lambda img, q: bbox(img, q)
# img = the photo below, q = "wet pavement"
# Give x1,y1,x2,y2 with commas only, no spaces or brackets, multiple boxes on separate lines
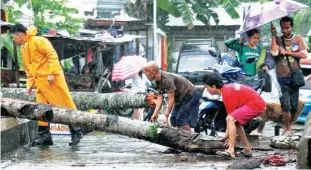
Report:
0,121,303,170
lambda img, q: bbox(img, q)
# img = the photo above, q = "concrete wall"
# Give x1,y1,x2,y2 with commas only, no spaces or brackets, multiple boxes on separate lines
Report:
1,117,38,155
297,112,311,169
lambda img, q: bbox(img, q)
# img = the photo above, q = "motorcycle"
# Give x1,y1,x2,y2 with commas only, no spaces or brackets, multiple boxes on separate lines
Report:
195,56,264,136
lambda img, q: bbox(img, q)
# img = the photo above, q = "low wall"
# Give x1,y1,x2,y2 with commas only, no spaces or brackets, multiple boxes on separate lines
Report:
1,116,38,155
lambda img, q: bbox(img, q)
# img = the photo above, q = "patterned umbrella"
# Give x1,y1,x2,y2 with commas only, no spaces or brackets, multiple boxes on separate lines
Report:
112,55,147,81
239,0,308,33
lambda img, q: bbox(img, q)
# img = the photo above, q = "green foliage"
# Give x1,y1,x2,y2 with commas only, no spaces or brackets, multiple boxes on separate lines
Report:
125,0,240,30
214,0,240,19
148,123,160,139
125,0,170,30
294,0,311,34
0,34,24,69
157,0,180,17
167,40,176,72
8,0,84,35
124,0,146,19
157,9,170,29
172,1,194,29
308,36,311,51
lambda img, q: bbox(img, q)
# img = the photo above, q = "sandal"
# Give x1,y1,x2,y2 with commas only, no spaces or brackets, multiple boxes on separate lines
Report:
239,150,253,158
216,150,236,160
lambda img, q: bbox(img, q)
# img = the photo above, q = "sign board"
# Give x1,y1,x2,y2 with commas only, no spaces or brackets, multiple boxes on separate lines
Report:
50,123,70,135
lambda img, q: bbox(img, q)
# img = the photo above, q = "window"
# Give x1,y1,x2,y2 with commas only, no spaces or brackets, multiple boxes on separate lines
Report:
84,11,94,16
97,11,111,18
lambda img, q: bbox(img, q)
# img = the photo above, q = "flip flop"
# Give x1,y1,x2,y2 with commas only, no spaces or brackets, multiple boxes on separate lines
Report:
239,150,253,158
216,151,236,160
161,148,182,154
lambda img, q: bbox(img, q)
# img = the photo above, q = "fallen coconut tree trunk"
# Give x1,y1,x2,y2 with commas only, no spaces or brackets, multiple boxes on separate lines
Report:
1,98,227,154
1,98,54,122
0,87,146,110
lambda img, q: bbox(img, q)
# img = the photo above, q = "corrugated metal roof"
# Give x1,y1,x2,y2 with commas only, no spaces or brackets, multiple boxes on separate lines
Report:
166,7,244,27
44,33,145,44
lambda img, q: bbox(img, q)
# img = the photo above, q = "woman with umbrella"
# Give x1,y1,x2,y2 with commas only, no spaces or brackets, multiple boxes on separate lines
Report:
225,29,270,75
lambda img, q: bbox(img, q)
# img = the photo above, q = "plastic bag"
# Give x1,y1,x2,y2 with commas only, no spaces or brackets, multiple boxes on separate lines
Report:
267,68,282,98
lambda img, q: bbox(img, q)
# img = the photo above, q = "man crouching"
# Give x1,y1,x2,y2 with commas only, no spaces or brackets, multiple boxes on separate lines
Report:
203,73,266,159
143,61,201,131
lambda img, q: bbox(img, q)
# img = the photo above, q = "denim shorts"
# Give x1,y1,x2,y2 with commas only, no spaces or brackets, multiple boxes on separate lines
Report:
170,89,201,128
279,84,299,114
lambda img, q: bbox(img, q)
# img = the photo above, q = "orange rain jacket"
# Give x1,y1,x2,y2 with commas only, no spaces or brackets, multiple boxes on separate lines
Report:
21,27,76,126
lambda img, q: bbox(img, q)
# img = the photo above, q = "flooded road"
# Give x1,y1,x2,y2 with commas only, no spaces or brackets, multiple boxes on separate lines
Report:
1,121,301,170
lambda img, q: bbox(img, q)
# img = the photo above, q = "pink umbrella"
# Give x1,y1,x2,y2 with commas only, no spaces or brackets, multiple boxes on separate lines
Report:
112,55,147,81
239,0,308,32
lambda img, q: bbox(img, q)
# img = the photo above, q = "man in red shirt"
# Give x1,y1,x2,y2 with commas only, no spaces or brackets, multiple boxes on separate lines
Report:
203,73,266,159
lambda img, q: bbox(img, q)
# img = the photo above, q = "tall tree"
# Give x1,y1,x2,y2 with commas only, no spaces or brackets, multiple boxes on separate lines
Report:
8,0,84,35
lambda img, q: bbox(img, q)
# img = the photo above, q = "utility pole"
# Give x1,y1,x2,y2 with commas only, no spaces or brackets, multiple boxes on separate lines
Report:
153,0,157,61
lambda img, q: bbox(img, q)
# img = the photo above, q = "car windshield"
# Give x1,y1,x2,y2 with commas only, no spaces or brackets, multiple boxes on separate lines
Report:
178,54,217,72
181,44,214,54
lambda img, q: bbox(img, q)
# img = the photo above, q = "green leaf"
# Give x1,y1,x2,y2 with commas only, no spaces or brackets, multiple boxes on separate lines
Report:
173,1,194,29
1,34,24,69
196,14,208,24
215,0,240,19
209,9,219,25
157,0,181,17
9,0,84,35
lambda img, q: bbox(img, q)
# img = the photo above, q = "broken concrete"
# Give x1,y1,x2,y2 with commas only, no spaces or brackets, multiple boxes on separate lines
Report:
297,111,311,169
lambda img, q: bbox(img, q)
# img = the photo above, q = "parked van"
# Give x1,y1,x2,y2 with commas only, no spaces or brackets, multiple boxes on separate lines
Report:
176,38,221,87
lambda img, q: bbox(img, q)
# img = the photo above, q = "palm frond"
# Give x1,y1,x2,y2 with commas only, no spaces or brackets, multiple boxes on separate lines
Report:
174,1,194,29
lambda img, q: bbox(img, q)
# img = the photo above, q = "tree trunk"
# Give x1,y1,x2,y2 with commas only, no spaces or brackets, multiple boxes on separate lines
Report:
1,88,147,110
1,98,53,122
1,98,225,154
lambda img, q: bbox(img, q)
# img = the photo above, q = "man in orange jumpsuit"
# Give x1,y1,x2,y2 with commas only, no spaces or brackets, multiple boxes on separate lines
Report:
10,24,83,146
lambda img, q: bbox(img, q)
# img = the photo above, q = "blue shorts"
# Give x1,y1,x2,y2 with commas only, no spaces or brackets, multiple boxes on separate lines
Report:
170,89,201,128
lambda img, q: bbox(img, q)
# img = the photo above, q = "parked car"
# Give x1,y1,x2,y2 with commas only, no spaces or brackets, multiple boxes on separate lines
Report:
176,38,221,87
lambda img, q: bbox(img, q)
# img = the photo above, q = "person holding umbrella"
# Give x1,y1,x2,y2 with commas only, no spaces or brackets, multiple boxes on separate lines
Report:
225,29,270,76
270,16,308,135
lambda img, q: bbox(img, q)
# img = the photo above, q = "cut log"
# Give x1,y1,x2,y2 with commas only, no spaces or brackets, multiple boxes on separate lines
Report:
0,87,147,110
1,98,226,154
1,98,53,122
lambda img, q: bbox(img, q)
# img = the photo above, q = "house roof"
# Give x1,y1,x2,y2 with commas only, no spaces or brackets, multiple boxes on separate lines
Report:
44,33,145,44
166,7,244,27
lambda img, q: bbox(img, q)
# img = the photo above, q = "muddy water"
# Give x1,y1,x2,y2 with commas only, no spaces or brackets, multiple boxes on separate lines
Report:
1,121,301,170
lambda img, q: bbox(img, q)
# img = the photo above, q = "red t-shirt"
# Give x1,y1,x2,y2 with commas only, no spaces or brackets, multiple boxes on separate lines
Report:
220,84,266,114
